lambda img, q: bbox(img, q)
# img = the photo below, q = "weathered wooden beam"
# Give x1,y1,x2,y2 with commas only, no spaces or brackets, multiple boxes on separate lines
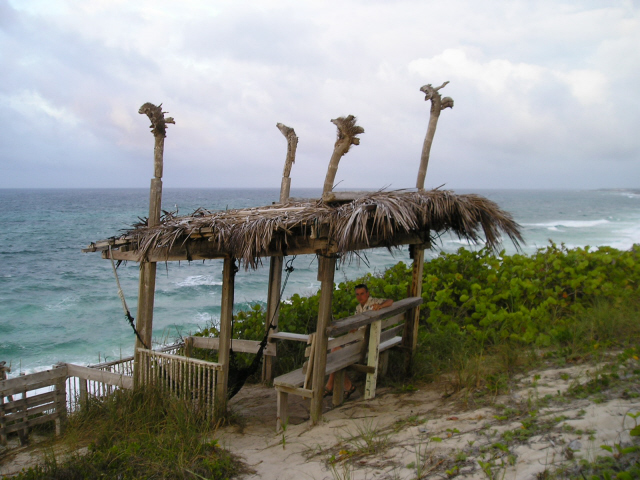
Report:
65,363,134,389
0,366,67,397
403,246,425,374
269,332,310,342
364,319,382,400
215,257,235,417
310,255,336,424
102,233,426,263
327,297,423,337
187,337,276,356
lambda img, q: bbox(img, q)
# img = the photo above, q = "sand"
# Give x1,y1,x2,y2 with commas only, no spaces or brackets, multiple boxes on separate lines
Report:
2,357,639,479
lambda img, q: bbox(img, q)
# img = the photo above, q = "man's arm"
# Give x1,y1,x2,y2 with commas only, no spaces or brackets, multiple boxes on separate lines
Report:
371,298,393,311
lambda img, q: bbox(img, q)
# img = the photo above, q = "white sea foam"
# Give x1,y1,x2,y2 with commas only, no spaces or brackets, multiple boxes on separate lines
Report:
523,219,610,229
176,275,222,287
45,295,79,311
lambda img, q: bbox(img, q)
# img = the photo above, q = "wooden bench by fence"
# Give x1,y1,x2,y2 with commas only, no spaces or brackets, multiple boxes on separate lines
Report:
273,297,422,430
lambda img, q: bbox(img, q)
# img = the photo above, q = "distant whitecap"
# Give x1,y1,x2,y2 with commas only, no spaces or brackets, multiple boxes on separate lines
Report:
176,275,222,287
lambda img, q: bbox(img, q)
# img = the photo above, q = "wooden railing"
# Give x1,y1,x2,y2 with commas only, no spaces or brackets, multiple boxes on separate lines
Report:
0,366,68,444
1,343,186,444
135,348,222,416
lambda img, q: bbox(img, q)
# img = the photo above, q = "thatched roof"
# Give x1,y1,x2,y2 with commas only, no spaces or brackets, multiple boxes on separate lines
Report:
86,189,523,268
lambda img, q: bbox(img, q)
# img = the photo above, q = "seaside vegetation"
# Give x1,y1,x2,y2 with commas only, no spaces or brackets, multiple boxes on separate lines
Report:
201,242,640,389
9,242,640,479
11,385,244,480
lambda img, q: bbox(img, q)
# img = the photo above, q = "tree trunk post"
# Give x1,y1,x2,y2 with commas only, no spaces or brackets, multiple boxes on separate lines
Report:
133,103,174,384
416,82,453,190
263,124,299,382
322,115,364,195
310,254,336,424
216,256,236,417
403,244,426,375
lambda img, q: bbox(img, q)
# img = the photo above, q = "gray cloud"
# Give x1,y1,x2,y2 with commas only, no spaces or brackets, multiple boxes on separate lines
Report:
0,0,638,190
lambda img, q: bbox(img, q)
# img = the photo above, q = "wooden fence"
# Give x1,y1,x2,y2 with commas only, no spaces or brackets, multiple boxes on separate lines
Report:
0,343,188,445
136,348,222,417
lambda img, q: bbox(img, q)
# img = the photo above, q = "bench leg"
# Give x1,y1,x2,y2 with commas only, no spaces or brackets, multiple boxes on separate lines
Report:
276,389,288,432
379,351,389,378
332,370,345,406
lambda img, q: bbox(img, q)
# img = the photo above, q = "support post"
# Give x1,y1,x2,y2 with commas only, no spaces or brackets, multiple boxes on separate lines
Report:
79,379,88,410
403,245,425,375
216,256,236,417
416,81,453,190
364,319,382,400
310,255,336,424
133,103,174,382
54,376,67,437
263,124,298,382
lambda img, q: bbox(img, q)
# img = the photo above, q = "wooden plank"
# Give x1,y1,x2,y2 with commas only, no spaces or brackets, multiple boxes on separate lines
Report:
102,232,426,263
4,411,59,434
325,330,365,352
1,391,56,414
381,313,405,330
379,336,403,352
347,364,376,375
188,337,276,356
135,349,222,369
274,385,314,399
273,369,306,389
269,332,310,342
3,400,56,422
364,320,382,400
327,297,423,337
0,367,67,397
303,334,315,389
65,364,134,389
380,325,404,344
324,351,362,376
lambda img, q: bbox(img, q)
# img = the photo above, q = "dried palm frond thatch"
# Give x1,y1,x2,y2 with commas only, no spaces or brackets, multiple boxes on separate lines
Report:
116,189,523,268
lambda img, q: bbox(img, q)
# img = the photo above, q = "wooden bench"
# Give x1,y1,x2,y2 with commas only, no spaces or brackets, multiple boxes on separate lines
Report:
274,297,422,430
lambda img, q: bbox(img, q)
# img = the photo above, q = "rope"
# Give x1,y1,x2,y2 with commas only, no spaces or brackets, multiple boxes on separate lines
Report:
227,255,297,398
109,246,149,350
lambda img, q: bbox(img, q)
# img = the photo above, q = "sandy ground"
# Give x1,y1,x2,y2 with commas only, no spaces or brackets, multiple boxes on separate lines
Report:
2,358,639,479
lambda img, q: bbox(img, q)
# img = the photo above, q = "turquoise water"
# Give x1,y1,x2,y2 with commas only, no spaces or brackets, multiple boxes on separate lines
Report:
1,188,638,375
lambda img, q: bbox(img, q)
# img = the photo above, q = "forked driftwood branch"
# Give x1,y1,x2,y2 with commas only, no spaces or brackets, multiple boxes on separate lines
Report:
276,123,298,203
416,82,453,190
323,115,364,195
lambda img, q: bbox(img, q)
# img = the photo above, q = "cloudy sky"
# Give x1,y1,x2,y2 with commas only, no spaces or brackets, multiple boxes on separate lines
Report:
1,0,638,190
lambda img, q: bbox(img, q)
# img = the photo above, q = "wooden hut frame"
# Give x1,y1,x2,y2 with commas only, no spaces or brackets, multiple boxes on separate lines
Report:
85,90,523,423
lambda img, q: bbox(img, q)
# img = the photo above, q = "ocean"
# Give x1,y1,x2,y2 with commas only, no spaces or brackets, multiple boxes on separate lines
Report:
1,188,639,376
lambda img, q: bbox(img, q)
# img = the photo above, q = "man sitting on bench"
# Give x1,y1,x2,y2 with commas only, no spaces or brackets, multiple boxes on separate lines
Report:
324,284,393,398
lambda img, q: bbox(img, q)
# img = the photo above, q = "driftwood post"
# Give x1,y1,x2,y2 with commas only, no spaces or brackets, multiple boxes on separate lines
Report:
263,124,299,382
310,254,336,424
322,115,364,195
404,83,452,374
134,103,175,381
416,82,454,190
216,256,236,416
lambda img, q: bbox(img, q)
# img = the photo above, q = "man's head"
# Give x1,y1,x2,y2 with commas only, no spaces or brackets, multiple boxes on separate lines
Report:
354,284,370,307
